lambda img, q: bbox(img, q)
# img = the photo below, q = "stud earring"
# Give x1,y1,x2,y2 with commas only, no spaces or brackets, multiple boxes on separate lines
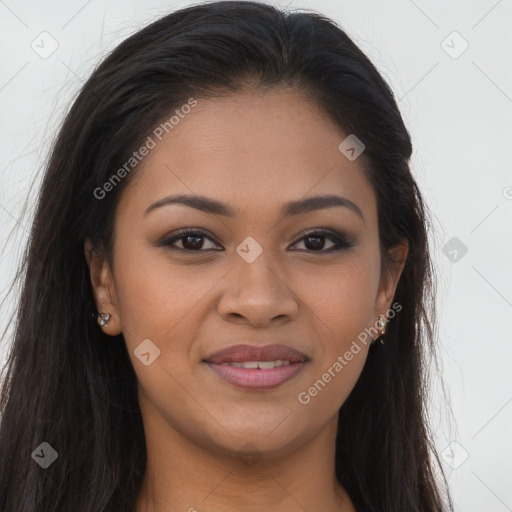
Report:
97,312,111,327
377,314,387,337
371,314,387,345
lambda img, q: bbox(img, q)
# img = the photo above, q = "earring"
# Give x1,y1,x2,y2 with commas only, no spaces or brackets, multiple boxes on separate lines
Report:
371,314,387,345
97,312,111,327
377,314,387,337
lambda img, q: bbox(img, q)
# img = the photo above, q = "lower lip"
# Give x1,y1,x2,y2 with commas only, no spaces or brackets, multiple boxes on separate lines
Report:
205,362,306,390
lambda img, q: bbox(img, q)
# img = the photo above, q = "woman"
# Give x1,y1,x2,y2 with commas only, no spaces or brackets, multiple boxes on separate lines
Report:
0,1,453,510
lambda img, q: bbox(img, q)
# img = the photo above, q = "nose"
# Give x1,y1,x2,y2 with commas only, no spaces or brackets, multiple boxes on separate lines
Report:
217,248,299,328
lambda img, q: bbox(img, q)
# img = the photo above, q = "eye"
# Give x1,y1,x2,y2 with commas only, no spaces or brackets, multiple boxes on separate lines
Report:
157,229,222,252
158,228,354,253
290,229,354,253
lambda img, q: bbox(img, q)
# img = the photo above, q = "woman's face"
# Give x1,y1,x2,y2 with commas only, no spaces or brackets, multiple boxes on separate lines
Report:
88,88,406,459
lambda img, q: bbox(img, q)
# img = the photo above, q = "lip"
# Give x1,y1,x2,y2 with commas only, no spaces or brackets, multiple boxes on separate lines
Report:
204,344,309,364
203,344,309,390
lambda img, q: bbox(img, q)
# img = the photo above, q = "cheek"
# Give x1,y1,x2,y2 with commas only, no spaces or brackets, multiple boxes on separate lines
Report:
296,267,376,415
308,251,380,343
112,241,209,345
296,349,366,425
111,243,203,411
299,251,379,407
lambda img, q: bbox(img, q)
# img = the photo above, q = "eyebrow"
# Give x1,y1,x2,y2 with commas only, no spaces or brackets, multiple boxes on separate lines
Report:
143,193,364,221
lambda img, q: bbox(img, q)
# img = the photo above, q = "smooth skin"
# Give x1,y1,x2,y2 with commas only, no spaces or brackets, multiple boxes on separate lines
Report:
85,87,408,512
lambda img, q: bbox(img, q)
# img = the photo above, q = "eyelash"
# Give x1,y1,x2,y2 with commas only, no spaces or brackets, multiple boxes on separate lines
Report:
158,228,354,254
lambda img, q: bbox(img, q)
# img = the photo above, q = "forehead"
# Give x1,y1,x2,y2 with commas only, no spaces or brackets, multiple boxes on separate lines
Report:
117,89,377,224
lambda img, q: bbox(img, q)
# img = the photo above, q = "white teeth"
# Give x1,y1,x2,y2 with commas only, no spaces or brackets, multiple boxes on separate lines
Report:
218,360,292,368
258,361,276,369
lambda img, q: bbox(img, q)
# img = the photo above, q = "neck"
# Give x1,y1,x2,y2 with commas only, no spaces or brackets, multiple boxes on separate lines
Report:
135,411,355,512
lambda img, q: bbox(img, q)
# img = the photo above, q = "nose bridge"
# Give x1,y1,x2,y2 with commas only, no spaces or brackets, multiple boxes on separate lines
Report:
234,236,283,299
217,236,298,325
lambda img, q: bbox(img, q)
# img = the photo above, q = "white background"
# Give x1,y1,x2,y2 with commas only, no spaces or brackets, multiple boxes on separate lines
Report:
1,1,511,510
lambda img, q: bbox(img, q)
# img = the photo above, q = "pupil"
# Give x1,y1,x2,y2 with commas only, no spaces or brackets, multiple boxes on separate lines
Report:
184,236,203,250
305,236,324,250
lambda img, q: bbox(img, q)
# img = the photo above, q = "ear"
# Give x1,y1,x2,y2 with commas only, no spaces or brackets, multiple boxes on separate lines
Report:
84,237,122,336
374,238,409,323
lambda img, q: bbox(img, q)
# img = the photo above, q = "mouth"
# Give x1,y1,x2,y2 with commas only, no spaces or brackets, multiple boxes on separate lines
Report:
203,344,309,390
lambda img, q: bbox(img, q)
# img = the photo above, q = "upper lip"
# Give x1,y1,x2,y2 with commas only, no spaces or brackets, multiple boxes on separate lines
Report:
204,344,309,364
